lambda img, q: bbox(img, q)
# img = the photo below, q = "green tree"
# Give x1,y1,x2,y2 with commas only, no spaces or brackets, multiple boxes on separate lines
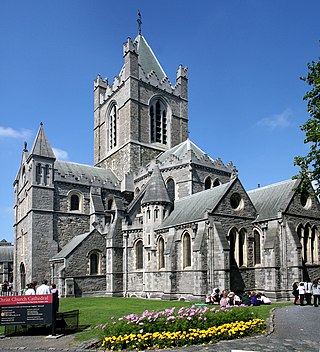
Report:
294,57,320,192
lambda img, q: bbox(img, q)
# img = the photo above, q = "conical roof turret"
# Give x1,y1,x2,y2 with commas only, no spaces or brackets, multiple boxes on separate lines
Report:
29,123,56,159
141,164,171,205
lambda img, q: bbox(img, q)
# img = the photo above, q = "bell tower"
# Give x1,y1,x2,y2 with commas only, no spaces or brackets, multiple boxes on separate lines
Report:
93,15,188,180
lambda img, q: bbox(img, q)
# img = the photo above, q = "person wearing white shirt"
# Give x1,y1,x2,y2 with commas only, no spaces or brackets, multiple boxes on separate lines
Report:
304,279,312,305
36,280,51,294
312,279,320,307
298,282,305,306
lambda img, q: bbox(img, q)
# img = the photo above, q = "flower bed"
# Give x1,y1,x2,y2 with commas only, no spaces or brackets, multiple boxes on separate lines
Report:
98,305,266,350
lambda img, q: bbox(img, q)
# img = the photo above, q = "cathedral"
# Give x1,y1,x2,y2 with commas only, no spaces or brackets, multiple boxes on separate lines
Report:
13,23,320,301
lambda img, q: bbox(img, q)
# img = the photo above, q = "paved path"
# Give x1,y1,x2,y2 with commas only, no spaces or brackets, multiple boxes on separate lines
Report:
0,305,319,351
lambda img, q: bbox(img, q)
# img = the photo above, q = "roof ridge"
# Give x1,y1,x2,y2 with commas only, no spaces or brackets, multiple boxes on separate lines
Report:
248,179,296,193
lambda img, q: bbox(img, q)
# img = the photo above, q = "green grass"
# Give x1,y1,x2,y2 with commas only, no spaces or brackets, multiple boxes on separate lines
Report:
59,297,291,343
0,298,291,344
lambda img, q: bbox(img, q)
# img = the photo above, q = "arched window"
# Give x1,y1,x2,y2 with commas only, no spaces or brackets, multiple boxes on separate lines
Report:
20,263,26,292
43,165,49,185
70,194,80,211
154,207,159,219
89,251,101,275
150,98,167,144
158,236,165,269
253,230,261,265
36,163,41,184
182,232,191,268
311,227,319,264
204,177,212,190
228,228,247,267
238,229,247,267
136,240,143,269
68,191,83,212
109,104,117,149
229,228,237,266
213,179,221,187
166,178,175,202
107,199,113,210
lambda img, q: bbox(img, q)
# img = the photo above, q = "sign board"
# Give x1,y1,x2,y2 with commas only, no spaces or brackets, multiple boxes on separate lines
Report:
0,294,53,326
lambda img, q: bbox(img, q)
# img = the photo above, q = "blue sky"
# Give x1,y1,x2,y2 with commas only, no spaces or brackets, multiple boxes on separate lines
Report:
1,1,319,242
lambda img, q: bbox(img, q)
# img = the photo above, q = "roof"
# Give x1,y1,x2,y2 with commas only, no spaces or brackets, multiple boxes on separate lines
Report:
0,241,14,262
156,139,233,173
161,182,230,227
54,160,119,186
248,179,299,221
134,34,168,82
141,164,171,205
29,123,55,159
51,232,91,260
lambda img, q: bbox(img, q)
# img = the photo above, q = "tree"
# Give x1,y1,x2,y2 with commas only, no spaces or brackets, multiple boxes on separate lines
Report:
294,57,320,193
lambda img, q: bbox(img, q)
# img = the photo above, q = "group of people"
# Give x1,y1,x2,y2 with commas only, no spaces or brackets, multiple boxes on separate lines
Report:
23,279,59,311
292,278,320,307
205,288,271,307
1,281,13,294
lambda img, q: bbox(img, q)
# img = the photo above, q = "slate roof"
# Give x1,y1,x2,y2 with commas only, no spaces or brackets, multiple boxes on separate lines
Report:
141,164,171,205
29,123,56,159
248,179,299,222
134,35,168,82
161,182,231,228
156,139,233,173
51,232,91,260
0,240,13,262
54,160,119,186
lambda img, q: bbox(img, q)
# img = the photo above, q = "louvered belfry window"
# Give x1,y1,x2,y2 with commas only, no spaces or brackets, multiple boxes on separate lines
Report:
150,99,167,144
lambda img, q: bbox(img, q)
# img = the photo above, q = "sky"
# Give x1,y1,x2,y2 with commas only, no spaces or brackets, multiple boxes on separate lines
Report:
0,0,319,242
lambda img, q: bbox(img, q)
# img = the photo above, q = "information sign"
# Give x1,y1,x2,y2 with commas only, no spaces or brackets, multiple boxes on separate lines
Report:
0,294,53,326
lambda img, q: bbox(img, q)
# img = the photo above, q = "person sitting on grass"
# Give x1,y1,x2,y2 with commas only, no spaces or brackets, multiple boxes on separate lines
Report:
250,292,260,306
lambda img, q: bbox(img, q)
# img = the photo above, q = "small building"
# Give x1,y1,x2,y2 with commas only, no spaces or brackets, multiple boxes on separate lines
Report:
0,239,14,284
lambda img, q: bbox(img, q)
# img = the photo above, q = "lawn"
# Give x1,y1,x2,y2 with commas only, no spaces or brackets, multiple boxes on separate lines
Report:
0,297,291,346
58,297,290,343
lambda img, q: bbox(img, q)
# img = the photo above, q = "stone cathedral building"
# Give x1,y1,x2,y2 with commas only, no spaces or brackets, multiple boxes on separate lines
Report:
14,26,320,301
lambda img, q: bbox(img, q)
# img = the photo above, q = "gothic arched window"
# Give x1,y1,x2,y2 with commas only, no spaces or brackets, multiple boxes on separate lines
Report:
150,98,167,144
182,232,191,268
158,236,165,269
204,177,212,190
68,191,83,212
213,179,221,187
228,227,247,267
89,251,101,275
109,104,118,150
70,194,80,211
253,230,261,265
136,240,143,269
20,263,26,292
36,163,41,184
166,178,175,202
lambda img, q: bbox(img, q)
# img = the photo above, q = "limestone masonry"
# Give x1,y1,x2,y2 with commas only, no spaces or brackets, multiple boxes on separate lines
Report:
13,28,320,300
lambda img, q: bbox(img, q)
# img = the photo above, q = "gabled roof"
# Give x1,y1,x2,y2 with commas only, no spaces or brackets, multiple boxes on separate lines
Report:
54,160,119,187
161,181,231,228
51,232,91,260
29,123,55,159
134,34,168,82
248,179,300,222
156,139,234,173
141,164,171,205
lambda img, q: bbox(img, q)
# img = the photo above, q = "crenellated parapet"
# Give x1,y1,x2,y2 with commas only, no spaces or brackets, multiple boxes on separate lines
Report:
123,37,138,56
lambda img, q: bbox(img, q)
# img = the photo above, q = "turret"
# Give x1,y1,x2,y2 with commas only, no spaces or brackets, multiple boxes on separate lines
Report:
123,37,139,80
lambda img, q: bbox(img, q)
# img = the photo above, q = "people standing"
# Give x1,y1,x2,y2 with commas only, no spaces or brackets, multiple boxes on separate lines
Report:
298,282,306,306
25,283,36,295
36,280,51,294
312,278,320,307
304,279,312,305
292,281,299,305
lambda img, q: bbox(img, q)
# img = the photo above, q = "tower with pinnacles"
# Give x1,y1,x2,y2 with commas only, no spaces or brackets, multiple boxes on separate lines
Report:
14,14,320,300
